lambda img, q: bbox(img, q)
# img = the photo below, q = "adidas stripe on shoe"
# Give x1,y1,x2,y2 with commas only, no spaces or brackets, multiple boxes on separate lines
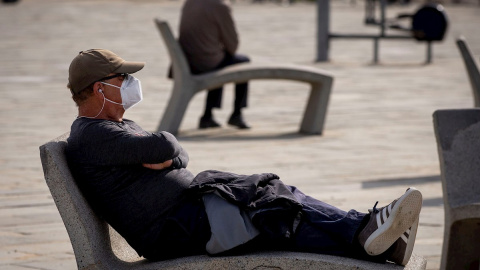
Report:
357,187,422,257
387,217,419,266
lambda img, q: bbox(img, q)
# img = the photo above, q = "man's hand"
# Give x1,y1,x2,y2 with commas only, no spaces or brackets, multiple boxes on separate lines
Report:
142,159,173,170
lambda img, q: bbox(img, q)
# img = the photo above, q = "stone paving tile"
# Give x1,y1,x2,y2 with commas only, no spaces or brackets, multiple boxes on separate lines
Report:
1,0,479,269
0,264,44,270
7,252,76,270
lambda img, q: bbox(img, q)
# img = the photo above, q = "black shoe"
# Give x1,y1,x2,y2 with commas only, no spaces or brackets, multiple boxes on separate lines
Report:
228,115,251,129
199,117,221,129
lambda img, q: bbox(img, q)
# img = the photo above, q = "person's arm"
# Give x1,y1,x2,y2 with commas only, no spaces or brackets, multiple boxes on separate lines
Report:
143,159,173,170
215,0,239,55
171,143,189,168
81,121,184,166
143,142,189,170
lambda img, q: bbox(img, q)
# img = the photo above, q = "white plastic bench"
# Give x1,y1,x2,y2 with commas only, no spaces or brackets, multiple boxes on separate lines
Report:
154,18,334,135
39,133,427,270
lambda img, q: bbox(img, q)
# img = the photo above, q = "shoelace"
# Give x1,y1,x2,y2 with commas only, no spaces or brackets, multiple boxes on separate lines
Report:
372,201,379,213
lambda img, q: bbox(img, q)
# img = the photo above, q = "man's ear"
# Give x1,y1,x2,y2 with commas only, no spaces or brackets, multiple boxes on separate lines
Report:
93,82,103,98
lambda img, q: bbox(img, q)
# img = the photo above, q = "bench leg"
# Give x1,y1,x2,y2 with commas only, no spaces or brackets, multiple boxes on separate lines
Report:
441,218,480,270
157,84,195,135
300,80,332,135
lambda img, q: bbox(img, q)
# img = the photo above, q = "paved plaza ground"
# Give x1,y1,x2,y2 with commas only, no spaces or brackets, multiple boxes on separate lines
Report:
0,0,479,269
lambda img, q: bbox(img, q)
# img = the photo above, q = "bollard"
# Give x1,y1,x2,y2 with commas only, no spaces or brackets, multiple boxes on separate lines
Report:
316,0,330,62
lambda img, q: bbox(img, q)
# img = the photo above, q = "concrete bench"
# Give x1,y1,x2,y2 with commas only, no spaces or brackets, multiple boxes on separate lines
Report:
39,133,427,270
456,36,480,107
154,18,334,135
433,109,480,270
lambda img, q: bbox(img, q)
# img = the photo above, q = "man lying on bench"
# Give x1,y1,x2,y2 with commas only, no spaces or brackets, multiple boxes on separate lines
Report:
64,49,422,266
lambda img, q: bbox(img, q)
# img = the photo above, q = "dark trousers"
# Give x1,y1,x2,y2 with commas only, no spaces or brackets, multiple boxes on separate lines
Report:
145,186,387,262
288,186,385,262
143,198,211,261
193,53,250,111
289,186,365,254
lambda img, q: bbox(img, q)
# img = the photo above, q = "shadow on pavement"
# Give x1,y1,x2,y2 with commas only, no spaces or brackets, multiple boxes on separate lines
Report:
362,175,443,207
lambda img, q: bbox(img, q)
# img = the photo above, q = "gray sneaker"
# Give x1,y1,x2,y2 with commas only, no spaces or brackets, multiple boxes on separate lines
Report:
358,187,422,256
387,217,419,266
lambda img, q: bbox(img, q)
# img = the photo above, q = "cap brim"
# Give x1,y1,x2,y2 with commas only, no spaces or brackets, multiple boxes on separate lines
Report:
114,61,145,74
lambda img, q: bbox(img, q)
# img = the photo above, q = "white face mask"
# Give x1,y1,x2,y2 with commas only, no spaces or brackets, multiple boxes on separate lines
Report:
100,75,143,110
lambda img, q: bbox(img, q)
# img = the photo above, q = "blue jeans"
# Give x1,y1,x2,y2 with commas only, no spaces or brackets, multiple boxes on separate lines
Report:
146,186,385,262
289,186,375,259
249,186,385,262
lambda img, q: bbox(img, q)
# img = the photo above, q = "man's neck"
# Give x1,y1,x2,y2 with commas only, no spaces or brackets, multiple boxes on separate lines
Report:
78,106,100,119
78,106,123,122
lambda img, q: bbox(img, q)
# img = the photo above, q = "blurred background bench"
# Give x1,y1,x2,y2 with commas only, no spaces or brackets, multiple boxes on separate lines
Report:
155,19,334,135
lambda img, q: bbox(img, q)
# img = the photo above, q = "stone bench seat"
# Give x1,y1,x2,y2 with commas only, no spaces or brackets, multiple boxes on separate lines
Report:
194,63,334,90
39,133,427,270
154,18,334,135
456,36,480,107
433,109,480,270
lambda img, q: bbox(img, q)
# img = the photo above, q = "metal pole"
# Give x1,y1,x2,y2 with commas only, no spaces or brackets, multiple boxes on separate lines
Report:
374,38,379,63
380,0,386,36
426,42,432,64
365,0,376,24
316,0,330,62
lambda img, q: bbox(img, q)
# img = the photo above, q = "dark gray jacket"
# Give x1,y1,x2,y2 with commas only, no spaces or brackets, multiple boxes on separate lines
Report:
65,118,192,256
189,170,303,239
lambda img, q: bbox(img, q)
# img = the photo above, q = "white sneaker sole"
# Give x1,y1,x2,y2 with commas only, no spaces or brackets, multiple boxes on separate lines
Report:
398,217,419,265
364,188,422,256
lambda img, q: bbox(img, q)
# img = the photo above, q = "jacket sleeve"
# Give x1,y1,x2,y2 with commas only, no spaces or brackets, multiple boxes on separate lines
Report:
171,143,189,169
79,121,184,166
214,0,239,55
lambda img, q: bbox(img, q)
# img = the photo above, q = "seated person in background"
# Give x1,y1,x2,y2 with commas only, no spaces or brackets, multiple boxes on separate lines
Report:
65,49,423,266
178,0,250,129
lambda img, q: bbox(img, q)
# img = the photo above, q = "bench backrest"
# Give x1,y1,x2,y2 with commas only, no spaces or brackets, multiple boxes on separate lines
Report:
456,36,480,107
39,133,138,269
154,18,191,80
433,109,480,209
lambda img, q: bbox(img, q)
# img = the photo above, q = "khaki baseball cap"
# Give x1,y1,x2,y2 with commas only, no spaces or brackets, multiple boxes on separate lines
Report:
68,49,145,94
